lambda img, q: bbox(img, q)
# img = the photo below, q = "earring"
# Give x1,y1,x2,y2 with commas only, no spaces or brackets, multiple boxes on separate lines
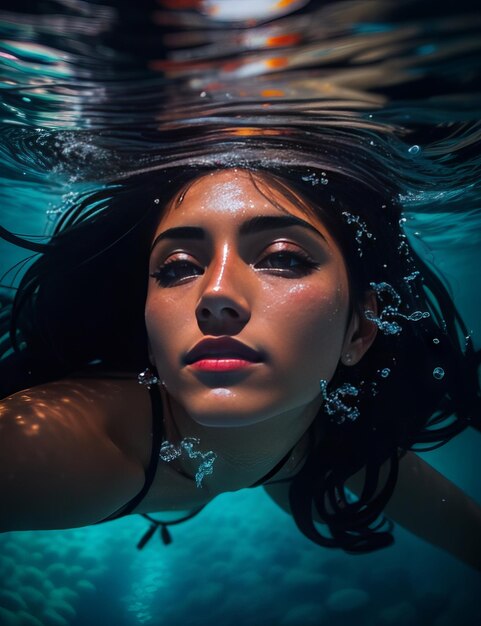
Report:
138,367,160,388
343,352,353,365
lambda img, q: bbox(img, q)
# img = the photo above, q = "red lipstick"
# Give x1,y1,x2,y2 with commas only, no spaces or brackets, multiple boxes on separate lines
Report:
184,338,263,372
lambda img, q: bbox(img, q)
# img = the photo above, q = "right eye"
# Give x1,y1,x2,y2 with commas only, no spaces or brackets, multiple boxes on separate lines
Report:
150,258,203,287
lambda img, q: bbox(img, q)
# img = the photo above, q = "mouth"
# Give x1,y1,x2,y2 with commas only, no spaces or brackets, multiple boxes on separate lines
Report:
184,337,263,371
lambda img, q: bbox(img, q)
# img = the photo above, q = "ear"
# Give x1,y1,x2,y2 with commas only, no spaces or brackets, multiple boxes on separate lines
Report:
340,291,378,366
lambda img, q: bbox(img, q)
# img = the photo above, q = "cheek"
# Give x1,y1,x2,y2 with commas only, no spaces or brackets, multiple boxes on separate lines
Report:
145,291,189,364
262,281,348,372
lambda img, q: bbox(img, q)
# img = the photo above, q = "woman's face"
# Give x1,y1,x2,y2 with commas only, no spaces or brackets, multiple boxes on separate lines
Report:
146,169,353,427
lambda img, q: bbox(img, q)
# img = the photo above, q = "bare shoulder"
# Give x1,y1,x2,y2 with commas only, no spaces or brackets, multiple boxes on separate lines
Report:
58,371,154,465
0,373,152,530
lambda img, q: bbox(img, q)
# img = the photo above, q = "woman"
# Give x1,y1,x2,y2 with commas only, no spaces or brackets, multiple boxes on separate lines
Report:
1,129,480,570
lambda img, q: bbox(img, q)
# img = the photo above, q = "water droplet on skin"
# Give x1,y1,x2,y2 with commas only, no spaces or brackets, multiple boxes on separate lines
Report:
408,144,421,155
433,367,445,380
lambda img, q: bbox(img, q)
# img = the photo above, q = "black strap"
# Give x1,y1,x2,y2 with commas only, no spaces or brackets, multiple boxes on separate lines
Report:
249,421,318,488
96,383,164,523
249,447,296,488
136,507,207,549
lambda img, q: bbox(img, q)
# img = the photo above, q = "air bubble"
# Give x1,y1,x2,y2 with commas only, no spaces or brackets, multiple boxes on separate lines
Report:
159,436,217,488
320,380,360,424
433,367,445,380
154,198,160,204
403,271,420,283
342,211,375,257
408,144,421,155
302,173,319,186
366,282,430,335
433,338,440,345
380,368,391,378
159,441,181,462
406,311,430,321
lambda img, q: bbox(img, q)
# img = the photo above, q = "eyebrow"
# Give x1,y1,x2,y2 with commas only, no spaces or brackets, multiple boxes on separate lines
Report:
150,215,327,253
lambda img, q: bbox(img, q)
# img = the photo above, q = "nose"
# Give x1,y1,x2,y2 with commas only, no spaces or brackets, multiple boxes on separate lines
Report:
195,245,251,335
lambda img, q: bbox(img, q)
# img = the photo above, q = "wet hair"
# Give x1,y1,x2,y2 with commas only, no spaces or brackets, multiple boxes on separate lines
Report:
1,124,480,553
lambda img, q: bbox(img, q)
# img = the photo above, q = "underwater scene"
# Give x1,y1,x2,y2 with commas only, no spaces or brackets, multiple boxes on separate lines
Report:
1,0,481,625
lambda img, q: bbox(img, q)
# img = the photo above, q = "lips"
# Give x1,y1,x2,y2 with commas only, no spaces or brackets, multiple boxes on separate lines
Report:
184,337,263,365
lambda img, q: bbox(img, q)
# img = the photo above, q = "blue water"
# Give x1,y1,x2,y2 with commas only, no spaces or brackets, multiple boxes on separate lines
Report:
1,1,481,625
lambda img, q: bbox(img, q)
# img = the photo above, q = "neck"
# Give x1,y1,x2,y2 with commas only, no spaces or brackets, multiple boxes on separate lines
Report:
162,391,322,493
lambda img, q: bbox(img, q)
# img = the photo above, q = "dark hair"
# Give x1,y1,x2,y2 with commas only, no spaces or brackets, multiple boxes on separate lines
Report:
1,124,480,553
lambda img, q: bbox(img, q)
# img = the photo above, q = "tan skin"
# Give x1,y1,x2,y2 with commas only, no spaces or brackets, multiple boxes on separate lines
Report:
1,169,480,571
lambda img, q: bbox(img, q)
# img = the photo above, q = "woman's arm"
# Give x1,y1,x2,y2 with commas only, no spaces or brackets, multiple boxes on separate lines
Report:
377,451,481,572
0,378,148,531
264,451,481,572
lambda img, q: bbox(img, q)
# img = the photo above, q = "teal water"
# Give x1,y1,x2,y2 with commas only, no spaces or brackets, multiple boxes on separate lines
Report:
1,1,481,625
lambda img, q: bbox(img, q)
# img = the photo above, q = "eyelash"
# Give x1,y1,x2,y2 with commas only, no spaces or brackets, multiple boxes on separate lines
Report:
150,249,321,288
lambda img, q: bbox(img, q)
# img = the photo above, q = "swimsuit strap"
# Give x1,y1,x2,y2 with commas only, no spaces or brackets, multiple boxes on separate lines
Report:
248,447,298,488
98,382,318,549
249,420,318,487
96,382,164,523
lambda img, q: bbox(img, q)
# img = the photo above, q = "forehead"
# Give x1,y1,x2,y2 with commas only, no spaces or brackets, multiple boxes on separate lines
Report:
156,168,324,232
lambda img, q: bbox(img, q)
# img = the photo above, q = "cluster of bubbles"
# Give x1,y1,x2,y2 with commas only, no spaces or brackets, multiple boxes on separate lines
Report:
301,171,329,186
365,281,430,335
320,379,360,424
137,369,160,387
341,210,375,257
159,437,218,488
403,270,420,283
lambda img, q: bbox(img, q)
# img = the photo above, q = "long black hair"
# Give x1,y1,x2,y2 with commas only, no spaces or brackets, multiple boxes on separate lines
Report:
1,122,480,553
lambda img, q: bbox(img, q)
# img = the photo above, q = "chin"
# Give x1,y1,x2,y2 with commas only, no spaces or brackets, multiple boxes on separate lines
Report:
184,387,278,428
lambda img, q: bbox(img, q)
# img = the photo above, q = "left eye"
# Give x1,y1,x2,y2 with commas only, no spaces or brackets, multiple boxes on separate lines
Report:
256,251,320,275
